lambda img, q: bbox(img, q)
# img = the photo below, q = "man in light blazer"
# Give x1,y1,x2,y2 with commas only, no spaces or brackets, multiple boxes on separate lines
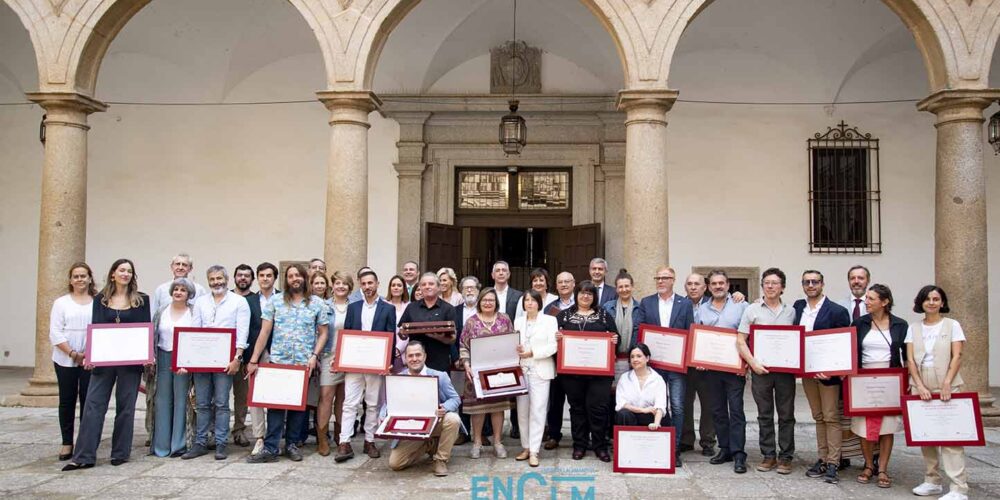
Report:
335,270,397,463
384,341,462,477
632,265,694,464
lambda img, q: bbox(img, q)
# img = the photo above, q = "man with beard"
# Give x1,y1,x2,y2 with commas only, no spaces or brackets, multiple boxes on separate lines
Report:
454,276,483,445
230,264,262,448
183,266,250,460
838,265,870,322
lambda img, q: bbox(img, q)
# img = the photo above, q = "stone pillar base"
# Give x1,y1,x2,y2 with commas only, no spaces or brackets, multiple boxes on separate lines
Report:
2,378,59,408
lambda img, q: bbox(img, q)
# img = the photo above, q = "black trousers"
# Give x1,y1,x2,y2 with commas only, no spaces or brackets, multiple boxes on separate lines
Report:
54,363,91,446
615,409,654,427
704,371,747,458
750,372,796,461
71,366,142,465
545,375,566,442
561,374,612,452
680,367,716,449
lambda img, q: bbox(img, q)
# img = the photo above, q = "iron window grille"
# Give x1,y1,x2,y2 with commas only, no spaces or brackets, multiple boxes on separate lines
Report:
807,121,882,254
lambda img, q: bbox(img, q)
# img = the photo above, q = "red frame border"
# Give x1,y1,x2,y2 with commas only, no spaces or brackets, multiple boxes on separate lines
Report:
85,323,154,367
248,363,308,411
902,392,985,447
171,327,236,373
637,325,688,373
612,425,675,474
803,327,858,377
686,325,745,375
748,324,805,375
386,416,434,434
843,368,906,416
332,329,393,375
557,330,615,376
479,366,525,391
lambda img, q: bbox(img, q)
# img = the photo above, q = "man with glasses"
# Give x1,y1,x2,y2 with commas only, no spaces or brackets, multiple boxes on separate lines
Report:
543,272,575,449
793,270,851,484
736,268,797,475
632,266,694,466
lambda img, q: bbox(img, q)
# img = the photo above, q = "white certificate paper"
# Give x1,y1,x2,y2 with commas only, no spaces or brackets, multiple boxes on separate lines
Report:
906,398,981,443
487,371,517,387
804,331,853,373
850,375,901,409
89,326,151,364
692,329,740,366
563,337,610,368
393,419,427,431
753,329,800,369
644,332,685,366
616,430,673,471
252,367,306,407
338,335,390,370
175,330,231,369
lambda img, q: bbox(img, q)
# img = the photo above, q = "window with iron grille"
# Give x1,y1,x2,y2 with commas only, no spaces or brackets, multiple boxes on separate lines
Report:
808,121,881,254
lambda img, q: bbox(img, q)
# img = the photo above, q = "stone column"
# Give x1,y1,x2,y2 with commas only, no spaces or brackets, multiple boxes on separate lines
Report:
617,90,678,297
391,112,431,268
918,89,1000,425
3,92,107,408
316,91,381,274
598,111,626,271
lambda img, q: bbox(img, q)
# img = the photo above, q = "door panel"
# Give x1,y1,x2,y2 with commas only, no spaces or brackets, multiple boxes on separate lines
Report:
425,223,462,275
552,223,601,282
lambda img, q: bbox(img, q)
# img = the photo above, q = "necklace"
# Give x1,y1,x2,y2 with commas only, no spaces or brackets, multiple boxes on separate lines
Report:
334,301,348,314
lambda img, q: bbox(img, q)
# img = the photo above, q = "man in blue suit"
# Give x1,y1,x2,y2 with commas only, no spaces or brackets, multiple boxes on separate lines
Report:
385,341,462,477
793,270,851,485
589,258,618,307
632,265,694,465
335,270,397,463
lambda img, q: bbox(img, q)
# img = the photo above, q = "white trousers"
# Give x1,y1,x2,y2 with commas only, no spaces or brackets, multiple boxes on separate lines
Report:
516,372,551,454
339,372,383,444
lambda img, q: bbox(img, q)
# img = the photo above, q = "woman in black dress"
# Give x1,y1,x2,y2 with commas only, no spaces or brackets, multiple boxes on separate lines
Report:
64,258,151,470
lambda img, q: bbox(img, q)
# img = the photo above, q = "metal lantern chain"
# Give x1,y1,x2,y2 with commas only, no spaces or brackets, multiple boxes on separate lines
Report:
498,0,526,156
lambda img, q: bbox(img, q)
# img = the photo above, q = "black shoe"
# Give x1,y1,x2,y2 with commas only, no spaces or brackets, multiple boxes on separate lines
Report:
510,428,520,440
181,444,208,460
595,449,611,463
701,446,715,457
58,447,73,461
215,445,228,460
285,444,303,462
734,455,747,474
61,462,94,471
206,439,216,451
572,449,585,460
709,450,733,465
839,458,850,470
169,450,185,458
233,434,250,447
824,463,839,484
678,443,694,453
246,450,278,463
675,453,683,467
806,459,827,478
110,458,127,466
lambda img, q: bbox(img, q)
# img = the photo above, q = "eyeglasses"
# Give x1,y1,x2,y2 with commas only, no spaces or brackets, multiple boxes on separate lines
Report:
653,276,675,281
801,279,823,286
762,280,783,287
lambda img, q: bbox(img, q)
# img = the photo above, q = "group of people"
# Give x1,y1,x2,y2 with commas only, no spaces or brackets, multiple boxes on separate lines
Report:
48,255,972,499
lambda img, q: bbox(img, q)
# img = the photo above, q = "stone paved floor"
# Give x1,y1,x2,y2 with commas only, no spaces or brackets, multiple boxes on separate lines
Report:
1,367,998,499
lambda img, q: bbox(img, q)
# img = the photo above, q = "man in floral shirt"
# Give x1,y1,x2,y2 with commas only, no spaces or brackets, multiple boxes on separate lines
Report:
245,263,329,463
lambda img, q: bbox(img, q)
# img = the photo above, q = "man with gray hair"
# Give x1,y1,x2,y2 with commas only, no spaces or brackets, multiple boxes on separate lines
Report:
183,265,250,461
150,253,207,315
398,272,457,372
589,258,617,306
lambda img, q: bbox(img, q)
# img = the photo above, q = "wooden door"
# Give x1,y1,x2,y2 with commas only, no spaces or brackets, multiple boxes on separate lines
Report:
424,223,463,275
551,223,602,282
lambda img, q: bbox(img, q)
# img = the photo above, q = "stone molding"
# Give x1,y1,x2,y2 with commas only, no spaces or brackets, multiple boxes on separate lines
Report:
917,89,1000,125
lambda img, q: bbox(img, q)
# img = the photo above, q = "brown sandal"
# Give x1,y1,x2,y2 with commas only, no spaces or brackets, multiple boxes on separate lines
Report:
856,466,874,484
877,471,892,488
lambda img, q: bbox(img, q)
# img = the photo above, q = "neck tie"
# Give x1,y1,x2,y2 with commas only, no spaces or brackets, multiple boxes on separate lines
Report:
853,298,861,321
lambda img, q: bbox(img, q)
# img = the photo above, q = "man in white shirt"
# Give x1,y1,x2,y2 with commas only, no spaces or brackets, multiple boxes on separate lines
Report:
150,253,207,315
401,260,420,297
491,261,522,316
838,265,870,322
589,258,617,307
183,265,250,461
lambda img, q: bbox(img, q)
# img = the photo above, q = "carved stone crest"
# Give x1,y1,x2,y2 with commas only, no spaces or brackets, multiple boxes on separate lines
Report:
490,41,541,94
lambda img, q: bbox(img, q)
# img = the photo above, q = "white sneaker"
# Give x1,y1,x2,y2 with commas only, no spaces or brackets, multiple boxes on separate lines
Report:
912,483,944,496
494,443,507,459
251,438,264,456
938,492,968,500
470,444,481,459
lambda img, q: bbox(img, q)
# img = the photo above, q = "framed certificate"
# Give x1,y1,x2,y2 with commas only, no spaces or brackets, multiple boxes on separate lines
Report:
557,331,614,376
748,325,805,375
686,325,744,374
803,327,858,377
843,368,906,416
637,325,687,373
333,329,393,374
471,333,527,398
85,323,154,367
172,327,235,373
248,363,309,411
902,393,985,447
376,375,440,440
613,426,675,474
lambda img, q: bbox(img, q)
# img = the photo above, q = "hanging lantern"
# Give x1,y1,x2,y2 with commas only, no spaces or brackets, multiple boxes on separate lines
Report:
989,110,1000,155
499,100,527,156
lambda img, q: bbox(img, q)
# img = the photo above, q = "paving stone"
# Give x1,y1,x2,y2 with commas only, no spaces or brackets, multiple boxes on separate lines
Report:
0,471,59,493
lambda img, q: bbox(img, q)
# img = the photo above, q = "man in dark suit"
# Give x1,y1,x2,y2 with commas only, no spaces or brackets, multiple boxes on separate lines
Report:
632,265,694,465
793,270,851,485
491,261,523,318
589,258,618,307
231,264,262,448
335,270,398,462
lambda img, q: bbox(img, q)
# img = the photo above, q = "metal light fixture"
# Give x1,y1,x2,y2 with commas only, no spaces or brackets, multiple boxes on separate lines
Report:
989,109,1000,155
498,0,526,156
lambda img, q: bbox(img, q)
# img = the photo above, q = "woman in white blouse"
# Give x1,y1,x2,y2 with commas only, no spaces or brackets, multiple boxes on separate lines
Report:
615,343,666,431
50,262,96,460
512,289,558,467
151,278,196,458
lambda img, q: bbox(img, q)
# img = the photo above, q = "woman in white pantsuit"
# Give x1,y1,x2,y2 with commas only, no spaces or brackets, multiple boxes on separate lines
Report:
513,289,558,467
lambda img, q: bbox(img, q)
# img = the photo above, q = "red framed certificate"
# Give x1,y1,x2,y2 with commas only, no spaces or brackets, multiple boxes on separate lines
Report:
557,331,614,376
384,416,434,434
638,325,688,373
248,363,309,411
803,327,858,377
748,325,805,375
843,368,906,416
902,393,985,447
172,327,235,373
686,325,744,374
332,329,393,374
85,323,154,367
479,367,524,390
471,333,527,398
613,426,675,474
376,374,440,440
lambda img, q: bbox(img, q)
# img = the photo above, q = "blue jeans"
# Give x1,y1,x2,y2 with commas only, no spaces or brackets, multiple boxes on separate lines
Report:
152,348,189,457
654,368,686,448
704,371,746,458
264,409,306,455
193,372,232,447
